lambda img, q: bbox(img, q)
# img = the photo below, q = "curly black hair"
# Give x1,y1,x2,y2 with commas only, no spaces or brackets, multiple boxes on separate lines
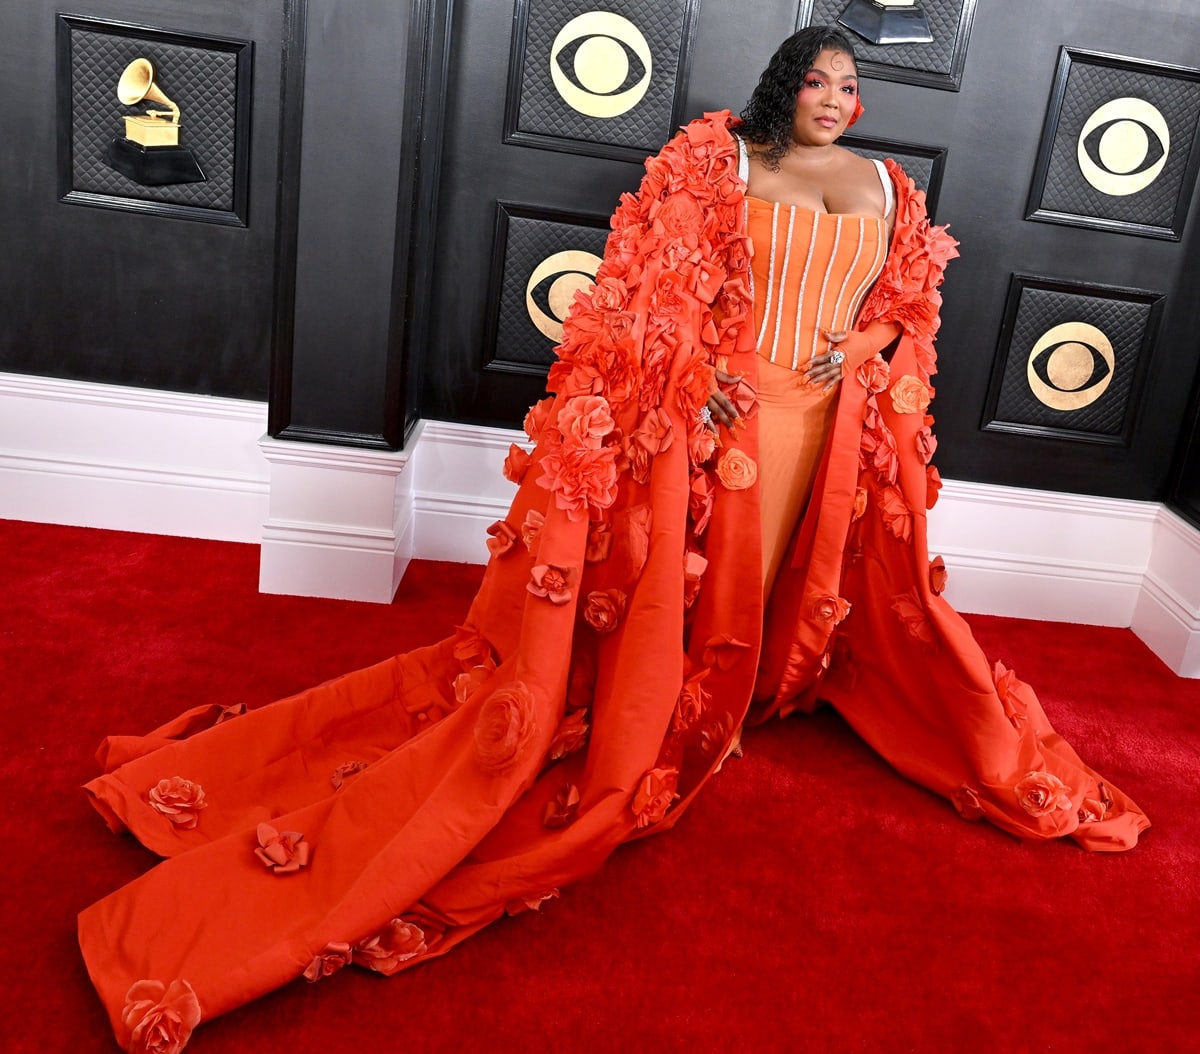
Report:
738,26,859,169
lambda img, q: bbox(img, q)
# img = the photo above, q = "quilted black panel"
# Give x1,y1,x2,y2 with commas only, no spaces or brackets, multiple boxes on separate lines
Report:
513,0,693,153
990,282,1159,442
848,145,933,194
1035,57,1200,230
800,0,973,84
67,28,242,211
491,208,611,372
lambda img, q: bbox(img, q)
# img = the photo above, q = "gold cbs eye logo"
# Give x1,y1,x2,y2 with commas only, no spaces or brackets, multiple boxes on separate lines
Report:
1077,97,1170,196
1026,321,1115,411
526,250,603,343
549,12,652,118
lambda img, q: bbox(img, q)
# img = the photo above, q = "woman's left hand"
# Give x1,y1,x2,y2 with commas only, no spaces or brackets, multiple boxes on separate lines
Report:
803,330,849,391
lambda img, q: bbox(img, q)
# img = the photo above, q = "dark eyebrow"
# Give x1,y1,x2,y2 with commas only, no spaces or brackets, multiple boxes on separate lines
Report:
806,66,858,82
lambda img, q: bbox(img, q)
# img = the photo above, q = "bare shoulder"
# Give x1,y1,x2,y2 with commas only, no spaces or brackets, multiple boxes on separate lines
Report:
832,145,882,187
823,145,889,218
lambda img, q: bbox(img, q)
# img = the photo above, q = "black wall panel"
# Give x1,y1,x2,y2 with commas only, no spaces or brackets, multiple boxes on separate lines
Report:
4,0,1200,518
0,1,287,399
417,0,1200,506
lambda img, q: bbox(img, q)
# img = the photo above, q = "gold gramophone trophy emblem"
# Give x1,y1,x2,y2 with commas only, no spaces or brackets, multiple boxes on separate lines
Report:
107,58,206,185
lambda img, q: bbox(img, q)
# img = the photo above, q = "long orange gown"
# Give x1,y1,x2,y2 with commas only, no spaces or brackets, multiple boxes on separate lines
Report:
78,112,1148,1053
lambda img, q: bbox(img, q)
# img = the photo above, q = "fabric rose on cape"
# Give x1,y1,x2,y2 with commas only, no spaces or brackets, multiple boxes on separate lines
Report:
674,670,710,731
502,443,533,485
632,407,674,456
521,508,545,551
856,356,891,395
677,349,717,421
689,469,715,536
453,659,495,707
632,767,680,828
652,190,706,241
524,397,556,443
485,520,518,558
1078,783,1113,824
1014,771,1074,817
527,564,575,605
452,623,495,670
702,633,753,671
879,485,913,544
122,979,201,1054
622,431,652,485
890,374,932,414
544,783,582,828
547,709,589,761
474,681,538,775
926,465,943,509
699,711,738,758
952,785,985,821
811,594,851,625
585,520,612,563
330,760,368,789
536,443,619,521
589,275,629,311
147,777,207,830
683,550,708,608
254,823,311,875
891,589,935,646
687,420,718,466
557,394,616,449
506,889,560,916
992,660,1028,729
354,919,428,976
583,588,626,634
716,448,757,491
916,421,938,464
928,555,948,595
303,942,353,982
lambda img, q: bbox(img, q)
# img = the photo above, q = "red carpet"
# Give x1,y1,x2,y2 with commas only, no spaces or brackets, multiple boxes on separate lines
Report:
2,518,1197,1053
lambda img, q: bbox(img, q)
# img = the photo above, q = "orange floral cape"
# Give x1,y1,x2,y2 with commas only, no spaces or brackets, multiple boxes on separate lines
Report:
79,111,1146,1053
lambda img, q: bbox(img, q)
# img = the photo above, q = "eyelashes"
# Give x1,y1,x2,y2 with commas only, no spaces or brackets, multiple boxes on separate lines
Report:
1076,97,1170,196
549,12,653,118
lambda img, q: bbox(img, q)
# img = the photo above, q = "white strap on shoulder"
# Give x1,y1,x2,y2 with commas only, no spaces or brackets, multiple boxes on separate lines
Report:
872,158,894,217
737,135,749,185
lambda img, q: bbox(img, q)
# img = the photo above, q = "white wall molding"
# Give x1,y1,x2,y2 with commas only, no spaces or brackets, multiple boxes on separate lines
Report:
258,432,417,604
2,377,1196,674
928,478,1159,628
0,372,268,542
1131,508,1200,677
409,420,523,564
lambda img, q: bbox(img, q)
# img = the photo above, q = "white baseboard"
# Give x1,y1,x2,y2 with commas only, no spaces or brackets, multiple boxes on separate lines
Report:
409,419,523,564
0,372,268,542
258,433,416,604
928,479,1158,627
1131,508,1200,677
2,372,1197,675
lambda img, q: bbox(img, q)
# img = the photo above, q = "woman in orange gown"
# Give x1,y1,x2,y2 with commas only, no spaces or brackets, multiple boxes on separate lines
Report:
79,27,1148,1052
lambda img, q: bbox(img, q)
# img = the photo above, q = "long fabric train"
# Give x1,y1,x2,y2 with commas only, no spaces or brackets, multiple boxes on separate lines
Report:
79,112,1147,1052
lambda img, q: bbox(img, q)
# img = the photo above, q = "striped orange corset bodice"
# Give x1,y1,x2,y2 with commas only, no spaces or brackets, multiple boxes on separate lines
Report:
746,198,888,368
